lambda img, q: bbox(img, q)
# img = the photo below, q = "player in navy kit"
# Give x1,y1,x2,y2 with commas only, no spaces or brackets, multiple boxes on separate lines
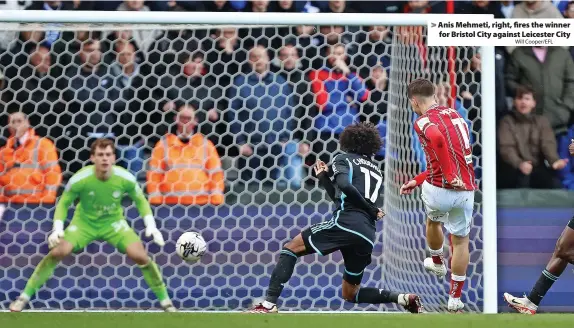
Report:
247,122,424,314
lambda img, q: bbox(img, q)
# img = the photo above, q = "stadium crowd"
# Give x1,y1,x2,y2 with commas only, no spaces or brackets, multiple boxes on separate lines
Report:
1,0,574,205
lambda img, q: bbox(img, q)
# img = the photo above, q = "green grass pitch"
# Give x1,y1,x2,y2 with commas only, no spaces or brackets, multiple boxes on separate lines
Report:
1,313,573,328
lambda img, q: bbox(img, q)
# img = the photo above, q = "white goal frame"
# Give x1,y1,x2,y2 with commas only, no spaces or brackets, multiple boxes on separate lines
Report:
0,10,497,314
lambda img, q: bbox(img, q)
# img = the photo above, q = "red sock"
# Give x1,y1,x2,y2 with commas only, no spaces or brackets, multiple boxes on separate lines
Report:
429,248,444,265
450,274,466,298
432,255,443,265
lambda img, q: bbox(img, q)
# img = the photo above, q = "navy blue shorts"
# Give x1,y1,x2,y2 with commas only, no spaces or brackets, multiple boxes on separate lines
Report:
301,220,373,285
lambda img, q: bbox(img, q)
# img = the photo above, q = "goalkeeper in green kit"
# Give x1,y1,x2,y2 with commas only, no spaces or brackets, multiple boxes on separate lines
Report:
10,139,176,312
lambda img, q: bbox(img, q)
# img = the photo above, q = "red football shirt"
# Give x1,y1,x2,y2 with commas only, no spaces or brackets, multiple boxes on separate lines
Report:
413,105,477,191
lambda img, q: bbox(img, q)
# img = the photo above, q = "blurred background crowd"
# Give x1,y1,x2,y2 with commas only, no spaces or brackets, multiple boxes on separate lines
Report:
1,0,574,206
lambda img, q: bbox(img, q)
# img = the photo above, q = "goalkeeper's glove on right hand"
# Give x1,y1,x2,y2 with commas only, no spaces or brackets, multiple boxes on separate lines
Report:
48,220,64,249
144,215,165,247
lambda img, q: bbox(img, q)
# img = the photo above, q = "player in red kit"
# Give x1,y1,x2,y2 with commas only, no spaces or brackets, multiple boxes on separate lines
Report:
399,79,477,313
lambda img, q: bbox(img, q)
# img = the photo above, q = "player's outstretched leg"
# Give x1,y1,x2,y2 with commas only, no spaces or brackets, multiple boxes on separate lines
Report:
504,221,574,314
448,234,469,312
246,234,306,313
423,219,447,278
126,242,175,312
339,246,425,313
341,279,424,313
10,241,74,312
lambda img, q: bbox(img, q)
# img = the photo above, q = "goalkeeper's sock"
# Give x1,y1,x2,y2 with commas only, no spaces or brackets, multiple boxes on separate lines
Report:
429,247,444,265
449,274,466,298
527,269,559,306
354,288,400,304
264,248,298,305
139,258,169,302
22,254,60,298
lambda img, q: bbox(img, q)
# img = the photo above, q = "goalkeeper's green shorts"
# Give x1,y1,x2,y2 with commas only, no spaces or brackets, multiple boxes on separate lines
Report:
63,217,141,253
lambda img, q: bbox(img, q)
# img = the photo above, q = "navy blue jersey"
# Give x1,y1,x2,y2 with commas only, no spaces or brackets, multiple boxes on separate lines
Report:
331,153,383,213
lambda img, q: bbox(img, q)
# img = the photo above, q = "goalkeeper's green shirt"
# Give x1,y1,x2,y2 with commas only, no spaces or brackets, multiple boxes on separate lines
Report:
54,165,153,223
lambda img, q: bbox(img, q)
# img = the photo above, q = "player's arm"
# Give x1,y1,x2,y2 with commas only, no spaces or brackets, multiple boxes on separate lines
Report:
332,156,380,220
49,175,81,248
314,161,336,201
126,179,165,246
401,121,460,194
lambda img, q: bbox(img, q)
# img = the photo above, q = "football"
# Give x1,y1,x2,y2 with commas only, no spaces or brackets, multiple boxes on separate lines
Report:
176,232,207,263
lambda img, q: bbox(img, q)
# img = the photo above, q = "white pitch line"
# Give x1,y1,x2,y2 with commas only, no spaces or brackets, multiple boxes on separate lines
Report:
0,310,409,314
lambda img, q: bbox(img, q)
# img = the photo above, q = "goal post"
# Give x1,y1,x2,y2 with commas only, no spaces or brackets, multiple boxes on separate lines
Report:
0,11,497,313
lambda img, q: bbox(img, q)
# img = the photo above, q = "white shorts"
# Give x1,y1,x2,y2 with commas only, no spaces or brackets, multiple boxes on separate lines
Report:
421,181,475,237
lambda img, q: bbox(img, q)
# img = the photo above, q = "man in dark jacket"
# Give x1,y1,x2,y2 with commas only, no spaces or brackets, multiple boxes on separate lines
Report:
498,86,568,189
506,46,574,134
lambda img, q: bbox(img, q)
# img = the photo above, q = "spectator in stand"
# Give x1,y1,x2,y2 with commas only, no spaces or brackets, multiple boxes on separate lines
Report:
21,1,74,47
108,41,150,177
158,51,224,149
147,105,224,206
508,1,563,53
162,0,206,11
204,27,247,89
0,0,30,56
147,29,200,80
238,0,277,49
563,0,574,17
512,0,563,19
271,44,312,160
317,25,358,62
224,0,248,11
0,112,61,204
116,0,159,54
563,1,574,60
4,44,60,137
285,25,321,71
356,25,392,79
270,0,297,12
498,86,568,189
403,0,445,14
324,0,356,13
58,37,120,174
102,30,145,65
456,0,504,17
227,45,303,188
363,65,388,123
204,0,237,12
506,45,574,135
314,2,362,60
500,1,515,18
309,43,369,163
268,0,311,49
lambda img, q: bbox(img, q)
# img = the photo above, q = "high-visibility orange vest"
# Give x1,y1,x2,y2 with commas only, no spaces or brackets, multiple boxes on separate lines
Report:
147,133,224,205
0,129,62,204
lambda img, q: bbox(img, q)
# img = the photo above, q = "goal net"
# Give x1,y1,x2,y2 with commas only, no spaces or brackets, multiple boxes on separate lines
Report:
0,15,489,312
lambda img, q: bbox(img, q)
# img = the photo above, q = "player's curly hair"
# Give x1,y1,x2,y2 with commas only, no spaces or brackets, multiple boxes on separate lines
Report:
339,122,383,156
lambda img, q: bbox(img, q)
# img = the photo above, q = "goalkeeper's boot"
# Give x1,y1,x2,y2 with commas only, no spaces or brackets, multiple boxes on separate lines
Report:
401,294,425,313
9,295,30,312
246,302,279,313
423,257,447,278
160,299,177,312
447,297,465,313
503,292,537,315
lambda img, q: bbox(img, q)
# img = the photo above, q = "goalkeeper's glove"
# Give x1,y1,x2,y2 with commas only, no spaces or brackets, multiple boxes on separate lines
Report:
48,220,65,249
143,215,165,246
